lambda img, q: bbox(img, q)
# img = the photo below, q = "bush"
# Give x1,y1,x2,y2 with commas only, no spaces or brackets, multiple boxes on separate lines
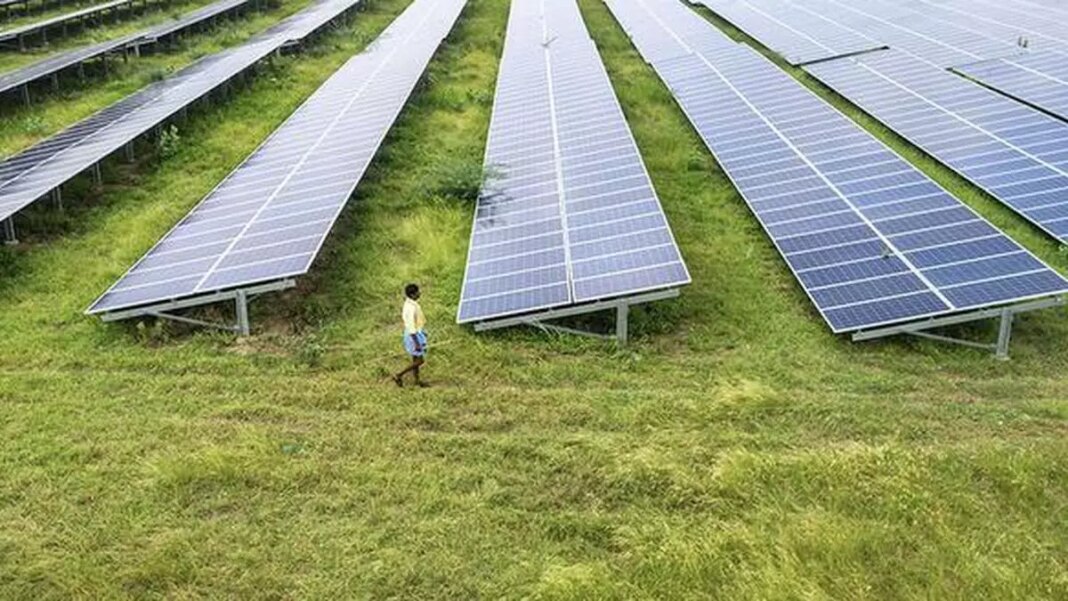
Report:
422,158,500,203
157,124,181,161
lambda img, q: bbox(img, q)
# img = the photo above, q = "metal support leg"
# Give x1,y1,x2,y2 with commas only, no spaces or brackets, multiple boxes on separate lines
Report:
51,187,62,210
92,163,102,185
21,84,30,106
616,303,629,345
124,142,135,162
235,290,250,336
2,218,16,245
995,308,1014,361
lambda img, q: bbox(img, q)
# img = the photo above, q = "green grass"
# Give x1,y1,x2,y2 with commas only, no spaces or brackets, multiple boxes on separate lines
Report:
0,0,1067,598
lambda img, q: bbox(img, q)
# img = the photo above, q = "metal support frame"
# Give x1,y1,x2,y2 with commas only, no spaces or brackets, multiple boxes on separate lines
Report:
852,296,1066,360
2,217,17,245
51,186,62,210
99,279,296,335
473,288,681,344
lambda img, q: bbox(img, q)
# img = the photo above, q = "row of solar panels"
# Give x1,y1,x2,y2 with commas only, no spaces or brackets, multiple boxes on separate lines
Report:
0,0,259,100
0,0,163,48
697,0,1068,245
456,0,690,323
88,0,470,314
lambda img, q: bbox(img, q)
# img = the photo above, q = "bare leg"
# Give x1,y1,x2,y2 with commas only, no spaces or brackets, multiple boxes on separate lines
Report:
394,356,424,386
413,356,426,387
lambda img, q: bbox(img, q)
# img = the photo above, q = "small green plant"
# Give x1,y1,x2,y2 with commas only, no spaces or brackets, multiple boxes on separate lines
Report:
156,124,181,160
145,67,170,83
20,115,47,135
422,159,500,202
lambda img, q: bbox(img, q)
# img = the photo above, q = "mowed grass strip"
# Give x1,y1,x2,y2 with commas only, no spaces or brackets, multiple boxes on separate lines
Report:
0,0,1065,598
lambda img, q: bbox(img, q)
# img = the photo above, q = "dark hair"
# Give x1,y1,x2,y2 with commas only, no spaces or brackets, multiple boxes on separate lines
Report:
404,283,420,299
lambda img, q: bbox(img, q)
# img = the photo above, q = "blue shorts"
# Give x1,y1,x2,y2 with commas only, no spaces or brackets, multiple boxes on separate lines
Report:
403,330,428,357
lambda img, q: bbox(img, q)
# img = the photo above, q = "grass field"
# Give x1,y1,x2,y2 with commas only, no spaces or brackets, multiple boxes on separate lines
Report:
1,0,1067,598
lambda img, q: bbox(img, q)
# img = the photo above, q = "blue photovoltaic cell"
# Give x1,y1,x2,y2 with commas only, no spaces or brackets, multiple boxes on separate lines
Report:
605,0,1068,333
807,49,1068,242
697,0,884,65
456,0,689,324
956,51,1068,123
0,0,360,226
88,0,467,315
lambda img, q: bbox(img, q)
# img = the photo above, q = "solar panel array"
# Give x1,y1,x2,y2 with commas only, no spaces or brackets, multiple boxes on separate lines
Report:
0,32,140,97
0,0,139,46
139,0,253,42
88,0,467,315
886,0,1068,57
0,0,362,225
697,0,883,65
456,0,689,324
699,0,1011,68
693,0,1068,244
606,0,1068,332
956,51,1068,123
0,0,257,99
808,50,1068,242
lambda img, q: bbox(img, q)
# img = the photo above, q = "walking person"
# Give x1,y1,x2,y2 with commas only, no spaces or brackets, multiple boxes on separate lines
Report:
394,283,429,387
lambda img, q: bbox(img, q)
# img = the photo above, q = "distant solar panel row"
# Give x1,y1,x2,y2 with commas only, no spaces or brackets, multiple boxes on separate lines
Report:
0,0,145,48
0,0,362,225
0,0,255,99
884,0,1068,58
0,32,140,97
456,0,689,324
697,0,883,65
606,0,1068,332
956,51,1068,123
139,0,253,42
807,50,1068,242
89,0,467,315
699,0,1013,68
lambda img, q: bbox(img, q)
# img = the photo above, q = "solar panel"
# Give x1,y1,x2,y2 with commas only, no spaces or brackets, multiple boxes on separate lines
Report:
933,0,1068,48
138,0,254,42
0,0,258,101
606,0,1068,333
807,49,1068,242
696,0,884,65
889,0,1068,58
0,0,362,228
0,0,138,49
955,51,1068,123
0,32,140,99
456,0,689,324
88,0,468,316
